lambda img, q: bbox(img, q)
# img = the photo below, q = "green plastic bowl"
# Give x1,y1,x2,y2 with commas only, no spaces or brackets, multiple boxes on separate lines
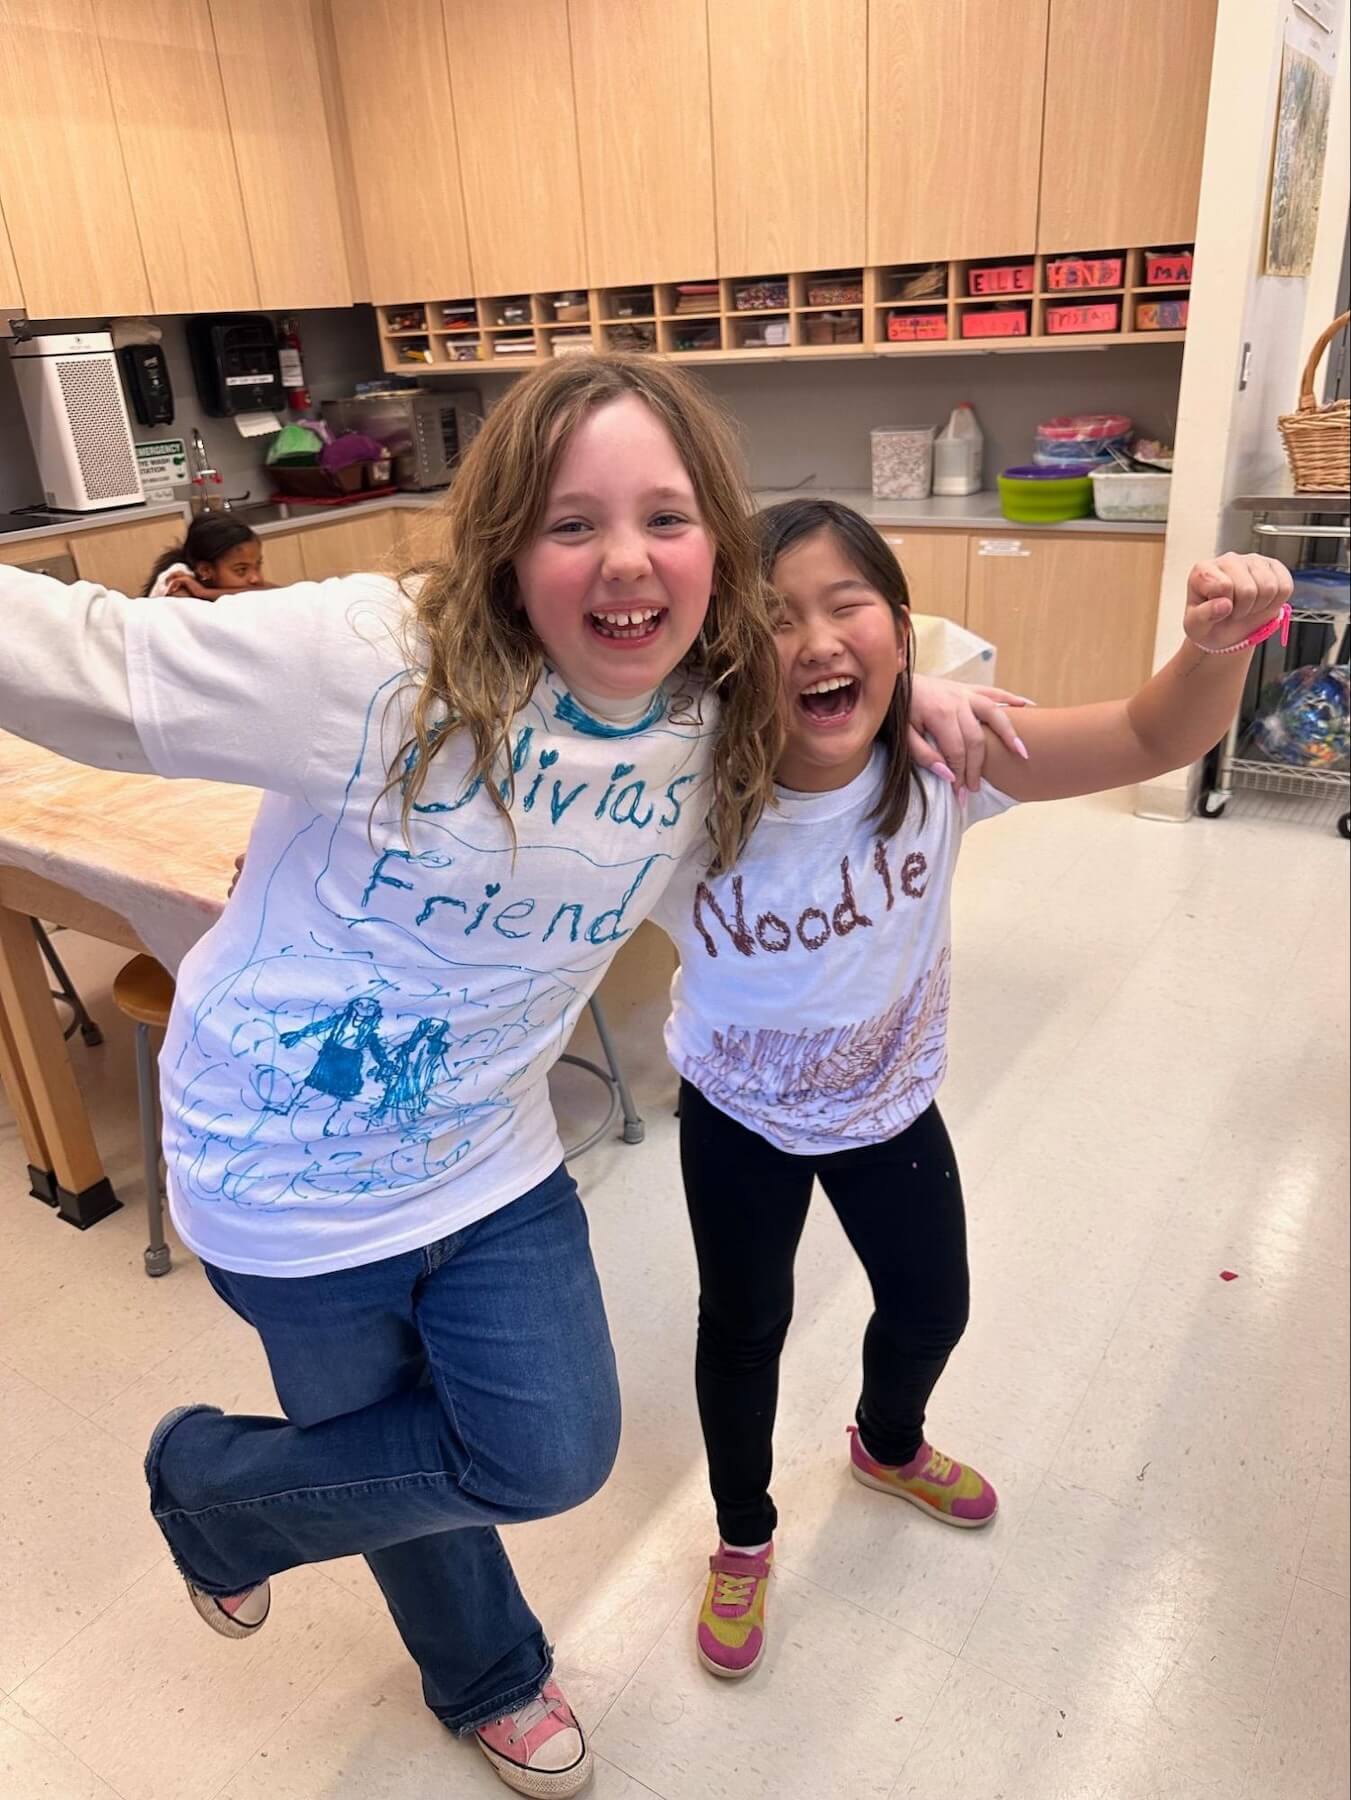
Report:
997,464,1093,523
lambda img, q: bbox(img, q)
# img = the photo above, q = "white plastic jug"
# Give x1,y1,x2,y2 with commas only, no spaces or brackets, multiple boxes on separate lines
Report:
932,402,984,496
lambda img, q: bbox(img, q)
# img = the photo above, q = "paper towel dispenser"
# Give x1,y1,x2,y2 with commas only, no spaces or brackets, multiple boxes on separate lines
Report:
187,314,284,417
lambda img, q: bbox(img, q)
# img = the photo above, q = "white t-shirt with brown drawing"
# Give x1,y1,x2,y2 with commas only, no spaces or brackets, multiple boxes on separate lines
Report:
653,749,1014,1154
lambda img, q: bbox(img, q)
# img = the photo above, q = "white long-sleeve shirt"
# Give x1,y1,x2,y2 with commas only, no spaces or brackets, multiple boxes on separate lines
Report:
0,566,713,1274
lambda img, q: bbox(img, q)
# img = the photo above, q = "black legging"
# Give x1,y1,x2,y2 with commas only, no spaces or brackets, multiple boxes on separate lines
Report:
679,1080,970,1546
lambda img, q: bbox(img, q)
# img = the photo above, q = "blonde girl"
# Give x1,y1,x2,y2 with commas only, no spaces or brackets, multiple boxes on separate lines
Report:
0,363,1016,1796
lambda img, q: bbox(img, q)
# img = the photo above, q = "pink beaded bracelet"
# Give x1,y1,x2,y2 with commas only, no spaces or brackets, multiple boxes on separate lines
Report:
1196,601,1292,656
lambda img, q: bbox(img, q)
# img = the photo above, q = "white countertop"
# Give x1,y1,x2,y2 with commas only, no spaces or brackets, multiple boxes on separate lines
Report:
751,488,1167,535
0,483,1167,550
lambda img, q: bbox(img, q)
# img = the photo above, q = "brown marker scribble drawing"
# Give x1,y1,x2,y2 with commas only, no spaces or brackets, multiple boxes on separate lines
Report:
687,949,951,1141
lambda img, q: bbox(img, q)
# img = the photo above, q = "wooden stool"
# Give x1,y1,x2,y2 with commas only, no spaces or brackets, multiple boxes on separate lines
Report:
111,955,175,1278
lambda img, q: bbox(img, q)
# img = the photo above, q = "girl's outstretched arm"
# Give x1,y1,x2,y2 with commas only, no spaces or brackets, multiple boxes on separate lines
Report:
0,561,344,798
979,553,1293,802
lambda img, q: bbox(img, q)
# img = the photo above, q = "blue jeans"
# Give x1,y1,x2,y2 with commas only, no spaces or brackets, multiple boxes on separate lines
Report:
144,1165,620,1733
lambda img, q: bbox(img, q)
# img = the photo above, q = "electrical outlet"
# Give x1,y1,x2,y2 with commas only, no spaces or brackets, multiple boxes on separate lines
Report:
1238,342,1253,390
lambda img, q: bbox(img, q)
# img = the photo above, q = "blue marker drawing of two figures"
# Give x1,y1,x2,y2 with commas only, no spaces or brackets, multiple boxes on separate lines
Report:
279,996,453,1135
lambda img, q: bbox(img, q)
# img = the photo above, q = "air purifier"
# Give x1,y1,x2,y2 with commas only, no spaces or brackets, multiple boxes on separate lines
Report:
8,331,144,511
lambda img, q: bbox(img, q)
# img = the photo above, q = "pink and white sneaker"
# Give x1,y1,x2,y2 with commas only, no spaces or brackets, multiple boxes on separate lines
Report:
696,1542,773,1678
848,1426,998,1528
475,1679,592,1797
185,1580,271,1639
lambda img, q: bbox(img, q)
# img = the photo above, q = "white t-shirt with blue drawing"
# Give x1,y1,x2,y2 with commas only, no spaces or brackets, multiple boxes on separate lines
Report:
653,750,1014,1155
0,568,714,1275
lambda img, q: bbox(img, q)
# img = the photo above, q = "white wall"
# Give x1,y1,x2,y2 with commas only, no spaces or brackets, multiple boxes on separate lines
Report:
1137,0,1347,820
461,344,1186,493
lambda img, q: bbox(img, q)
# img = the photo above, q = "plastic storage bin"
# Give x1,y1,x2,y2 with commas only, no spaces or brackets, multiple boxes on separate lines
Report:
998,465,1093,523
872,427,935,498
1046,300,1121,334
1144,248,1193,284
1034,414,1132,467
967,261,1034,295
961,305,1029,339
1089,469,1172,521
887,309,947,340
1045,255,1124,290
1135,297,1189,331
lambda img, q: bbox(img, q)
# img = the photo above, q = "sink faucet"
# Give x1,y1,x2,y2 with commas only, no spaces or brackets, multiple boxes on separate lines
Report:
189,427,224,514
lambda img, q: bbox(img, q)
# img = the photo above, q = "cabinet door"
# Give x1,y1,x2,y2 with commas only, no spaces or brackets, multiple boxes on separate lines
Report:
297,511,400,583
1038,0,1217,252
257,531,307,588
570,0,716,288
0,0,151,317
868,1,1048,264
879,531,968,627
69,517,188,597
331,0,473,302
209,0,352,308
708,0,866,276
94,0,258,314
443,0,586,295
965,534,1163,709
0,195,21,314
0,537,71,568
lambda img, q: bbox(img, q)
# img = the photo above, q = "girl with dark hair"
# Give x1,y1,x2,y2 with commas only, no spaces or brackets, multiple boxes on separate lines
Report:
651,499,1291,1682
144,514,271,599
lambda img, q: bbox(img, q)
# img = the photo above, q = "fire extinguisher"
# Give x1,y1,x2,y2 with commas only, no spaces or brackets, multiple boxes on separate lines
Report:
277,316,311,413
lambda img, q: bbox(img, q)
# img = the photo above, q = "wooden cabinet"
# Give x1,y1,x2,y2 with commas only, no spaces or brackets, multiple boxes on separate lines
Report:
257,531,307,588
94,0,258,314
868,1,1049,264
331,0,473,302
68,517,186,596
707,0,866,276
879,531,969,627
0,0,151,317
569,0,716,288
296,510,402,583
965,533,1164,708
443,0,586,295
1038,0,1217,252
209,0,352,308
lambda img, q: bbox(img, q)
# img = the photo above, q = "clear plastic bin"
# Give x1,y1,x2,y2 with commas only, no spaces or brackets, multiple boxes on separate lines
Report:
872,427,935,499
1089,469,1171,521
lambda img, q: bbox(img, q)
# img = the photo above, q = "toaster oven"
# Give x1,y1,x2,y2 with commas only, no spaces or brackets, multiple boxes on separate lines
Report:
322,389,483,491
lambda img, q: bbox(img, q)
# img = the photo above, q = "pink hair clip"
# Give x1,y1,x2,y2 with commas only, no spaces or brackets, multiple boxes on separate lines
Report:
1197,601,1293,656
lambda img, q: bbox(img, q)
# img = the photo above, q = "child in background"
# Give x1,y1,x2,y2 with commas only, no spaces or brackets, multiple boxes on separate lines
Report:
650,499,1290,1682
144,514,272,599
0,364,1015,1798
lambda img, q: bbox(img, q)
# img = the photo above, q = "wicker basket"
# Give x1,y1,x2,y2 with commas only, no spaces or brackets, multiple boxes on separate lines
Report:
1277,311,1350,492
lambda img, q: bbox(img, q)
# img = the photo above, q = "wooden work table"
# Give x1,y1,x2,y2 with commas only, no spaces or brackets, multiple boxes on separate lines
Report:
0,732,257,1227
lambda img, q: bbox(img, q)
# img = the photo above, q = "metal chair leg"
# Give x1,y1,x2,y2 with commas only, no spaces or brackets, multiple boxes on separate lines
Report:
134,1022,171,1277
587,996,645,1145
33,921,104,1047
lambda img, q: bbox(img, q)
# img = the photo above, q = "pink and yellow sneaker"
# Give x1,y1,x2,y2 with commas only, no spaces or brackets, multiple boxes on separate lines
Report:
848,1426,998,1528
475,1680,592,1798
695,1542,773,1679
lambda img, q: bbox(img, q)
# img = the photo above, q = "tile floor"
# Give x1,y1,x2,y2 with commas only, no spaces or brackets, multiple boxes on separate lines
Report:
0,790,1346,1800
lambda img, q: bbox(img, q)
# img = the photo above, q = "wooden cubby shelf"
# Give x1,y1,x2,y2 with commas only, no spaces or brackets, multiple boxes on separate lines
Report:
376,245,1193,372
